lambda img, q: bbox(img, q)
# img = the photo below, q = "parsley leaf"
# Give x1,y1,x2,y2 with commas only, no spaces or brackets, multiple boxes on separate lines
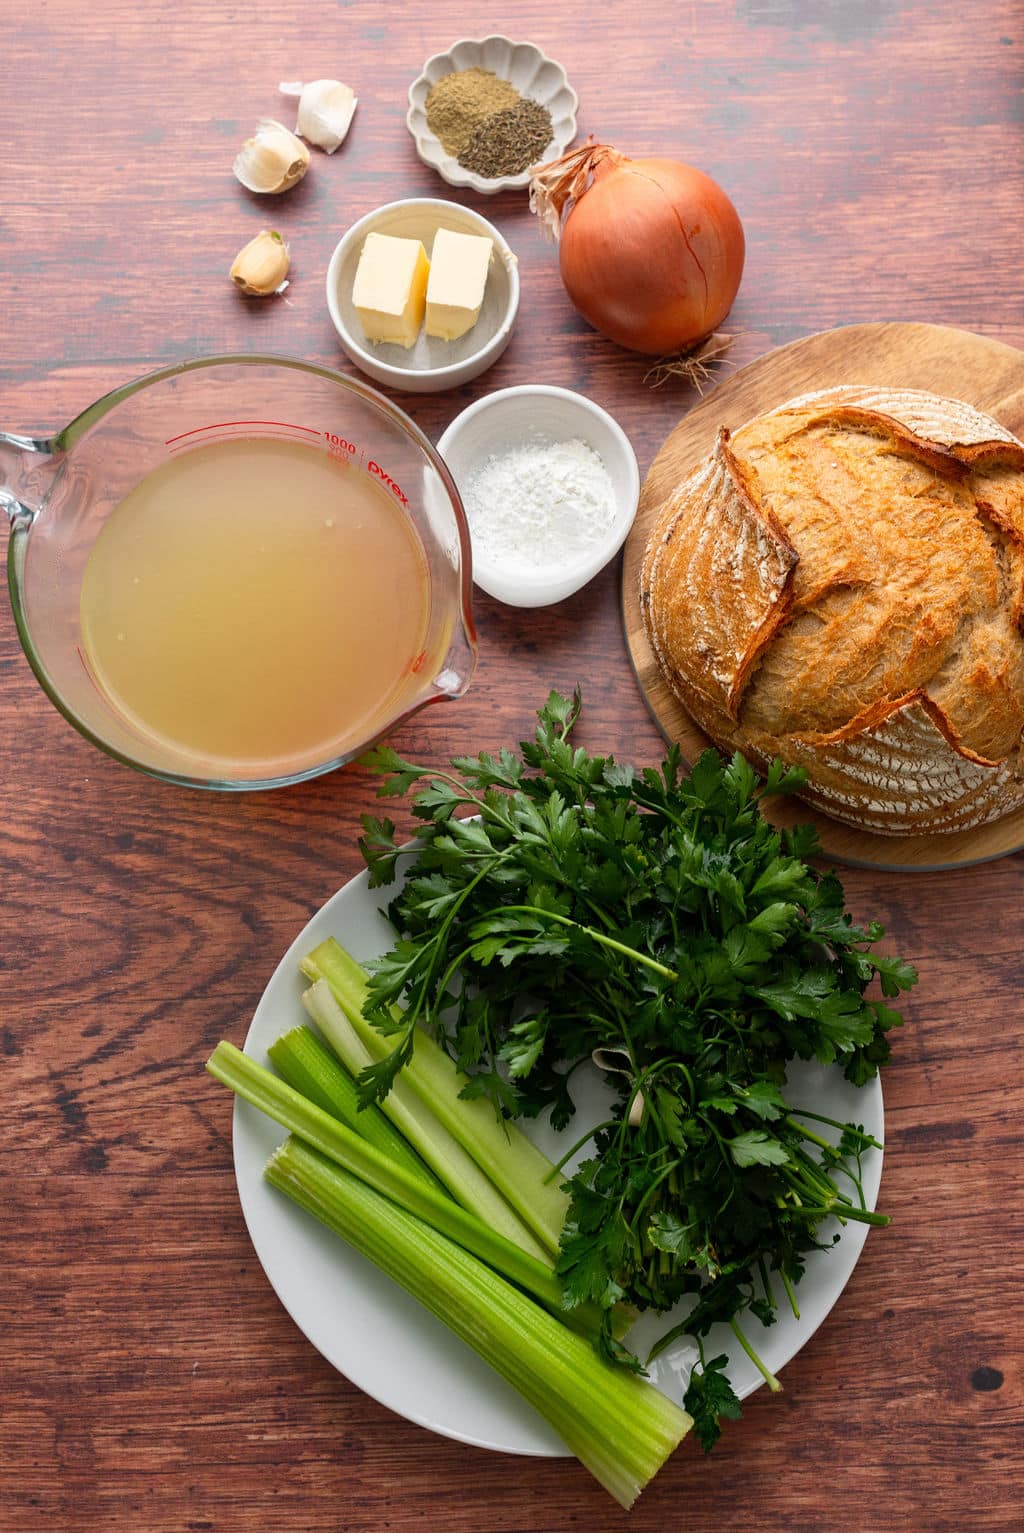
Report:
684,1355,744,1452
729,1131,792,1168
498,1015,548,1079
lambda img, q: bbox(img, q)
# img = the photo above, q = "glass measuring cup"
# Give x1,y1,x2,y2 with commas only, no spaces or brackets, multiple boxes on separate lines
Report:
1,355,477,790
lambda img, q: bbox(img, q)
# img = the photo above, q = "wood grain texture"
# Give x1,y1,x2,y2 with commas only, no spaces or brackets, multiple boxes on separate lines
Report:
623,322,1024,867
2,3,1023,1531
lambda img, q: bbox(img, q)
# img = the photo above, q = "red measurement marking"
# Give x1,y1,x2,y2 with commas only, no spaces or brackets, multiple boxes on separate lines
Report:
165,419,321,445
76,643,111,705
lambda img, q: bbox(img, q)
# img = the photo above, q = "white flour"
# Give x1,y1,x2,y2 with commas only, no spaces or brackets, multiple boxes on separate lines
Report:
463,436,616,570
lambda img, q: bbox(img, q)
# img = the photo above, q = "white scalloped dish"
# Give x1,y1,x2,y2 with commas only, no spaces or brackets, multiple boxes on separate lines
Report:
407,36,578,194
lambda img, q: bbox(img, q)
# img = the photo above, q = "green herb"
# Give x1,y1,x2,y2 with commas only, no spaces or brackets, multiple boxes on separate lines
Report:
355,689,917,1441
682,1352,744,1452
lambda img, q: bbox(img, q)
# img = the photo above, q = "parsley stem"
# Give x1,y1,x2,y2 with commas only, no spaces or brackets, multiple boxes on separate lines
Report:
786,1109,883,1152
631,1158,684,1224
828,1158,868,1210
729,1317,782,1392
660,1059,696,1104
547,1119,620,1175
783,1115,836,1153
780,1268,800,1319
787,1151,852,1208
785,1202,889,1227
411,856,507,1026
431,941,485,1023
491,905,679,980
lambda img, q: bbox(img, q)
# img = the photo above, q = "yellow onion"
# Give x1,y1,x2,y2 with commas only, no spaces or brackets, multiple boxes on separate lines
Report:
530,140,745,356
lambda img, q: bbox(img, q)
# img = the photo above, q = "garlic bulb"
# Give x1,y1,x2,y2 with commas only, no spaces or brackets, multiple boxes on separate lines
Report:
230,230,290,296
233,119,310,194
279,78,357,153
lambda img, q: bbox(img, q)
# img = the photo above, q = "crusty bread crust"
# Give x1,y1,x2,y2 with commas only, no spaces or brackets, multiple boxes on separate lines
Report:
640,388,1024,834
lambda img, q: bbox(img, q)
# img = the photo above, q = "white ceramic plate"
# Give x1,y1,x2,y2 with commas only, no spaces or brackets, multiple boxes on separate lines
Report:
233,866,884,1456
406,36,578,194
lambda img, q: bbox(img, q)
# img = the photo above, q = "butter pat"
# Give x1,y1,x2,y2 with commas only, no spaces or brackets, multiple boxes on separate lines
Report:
424,228,493,341
352,233,430,348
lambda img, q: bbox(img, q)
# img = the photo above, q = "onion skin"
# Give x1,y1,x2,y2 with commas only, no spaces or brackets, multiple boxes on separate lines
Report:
557,155,745,355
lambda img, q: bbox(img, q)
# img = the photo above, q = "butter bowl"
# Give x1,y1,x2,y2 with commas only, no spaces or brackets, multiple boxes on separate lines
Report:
326,199,520,394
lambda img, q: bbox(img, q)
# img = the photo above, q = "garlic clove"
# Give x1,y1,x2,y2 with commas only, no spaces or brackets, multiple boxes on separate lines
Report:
230,229,291,296
279,78,357,153
233,119,310,194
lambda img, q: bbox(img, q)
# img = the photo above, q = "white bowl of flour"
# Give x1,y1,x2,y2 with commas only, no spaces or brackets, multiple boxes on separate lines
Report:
437,385,640,607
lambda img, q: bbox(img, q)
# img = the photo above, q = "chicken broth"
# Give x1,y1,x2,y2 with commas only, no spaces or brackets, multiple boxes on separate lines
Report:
79,437,434,777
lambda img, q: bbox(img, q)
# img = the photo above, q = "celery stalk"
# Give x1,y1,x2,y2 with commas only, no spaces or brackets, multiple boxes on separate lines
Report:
207,1040,583,1325
302,981,549,1264
268,1024,441,1192
300,937,569,1257
266,1135,691,1509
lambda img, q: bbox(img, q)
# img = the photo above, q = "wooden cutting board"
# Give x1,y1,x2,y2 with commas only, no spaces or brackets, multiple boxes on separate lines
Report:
622,322,1024,870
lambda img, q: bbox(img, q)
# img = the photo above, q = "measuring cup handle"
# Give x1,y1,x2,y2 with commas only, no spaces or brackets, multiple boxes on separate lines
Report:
0,431,59,527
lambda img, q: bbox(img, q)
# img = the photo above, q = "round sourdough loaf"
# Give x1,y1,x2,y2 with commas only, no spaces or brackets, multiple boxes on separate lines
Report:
640,386,1024,834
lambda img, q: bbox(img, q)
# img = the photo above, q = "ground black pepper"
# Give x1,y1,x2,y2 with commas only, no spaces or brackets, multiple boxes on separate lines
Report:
458,97,554,179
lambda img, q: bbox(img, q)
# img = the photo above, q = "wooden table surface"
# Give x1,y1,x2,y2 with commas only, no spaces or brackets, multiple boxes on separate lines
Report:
4,3,1022,1530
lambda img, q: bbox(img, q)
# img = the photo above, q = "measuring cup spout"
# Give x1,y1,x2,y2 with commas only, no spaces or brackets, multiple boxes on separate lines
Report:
0,431,59,527
435,621,477,699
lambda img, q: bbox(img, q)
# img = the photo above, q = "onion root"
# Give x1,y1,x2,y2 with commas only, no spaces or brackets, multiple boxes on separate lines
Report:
643,332,736,391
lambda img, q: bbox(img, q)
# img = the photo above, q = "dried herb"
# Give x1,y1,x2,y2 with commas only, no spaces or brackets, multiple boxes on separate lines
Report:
425,68,519,157
460,97,554,178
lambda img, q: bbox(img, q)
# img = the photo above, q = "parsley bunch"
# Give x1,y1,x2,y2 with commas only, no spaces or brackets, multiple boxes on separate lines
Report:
357,690,917,1448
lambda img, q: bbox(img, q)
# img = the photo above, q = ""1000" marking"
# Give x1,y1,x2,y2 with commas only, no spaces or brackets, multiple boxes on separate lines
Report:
323,431,409,505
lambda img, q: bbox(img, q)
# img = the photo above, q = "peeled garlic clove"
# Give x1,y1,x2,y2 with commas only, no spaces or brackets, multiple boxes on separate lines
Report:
233,119,310,194
230,230,291,296
280,78,357,153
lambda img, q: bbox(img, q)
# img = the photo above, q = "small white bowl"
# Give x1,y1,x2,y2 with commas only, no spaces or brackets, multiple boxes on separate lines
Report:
407,36,578,195
437,386,640,608
326,199,520,394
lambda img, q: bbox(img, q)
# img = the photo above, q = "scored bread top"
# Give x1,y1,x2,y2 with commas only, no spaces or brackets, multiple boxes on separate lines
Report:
639,429,798,723
640,387,1024,833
